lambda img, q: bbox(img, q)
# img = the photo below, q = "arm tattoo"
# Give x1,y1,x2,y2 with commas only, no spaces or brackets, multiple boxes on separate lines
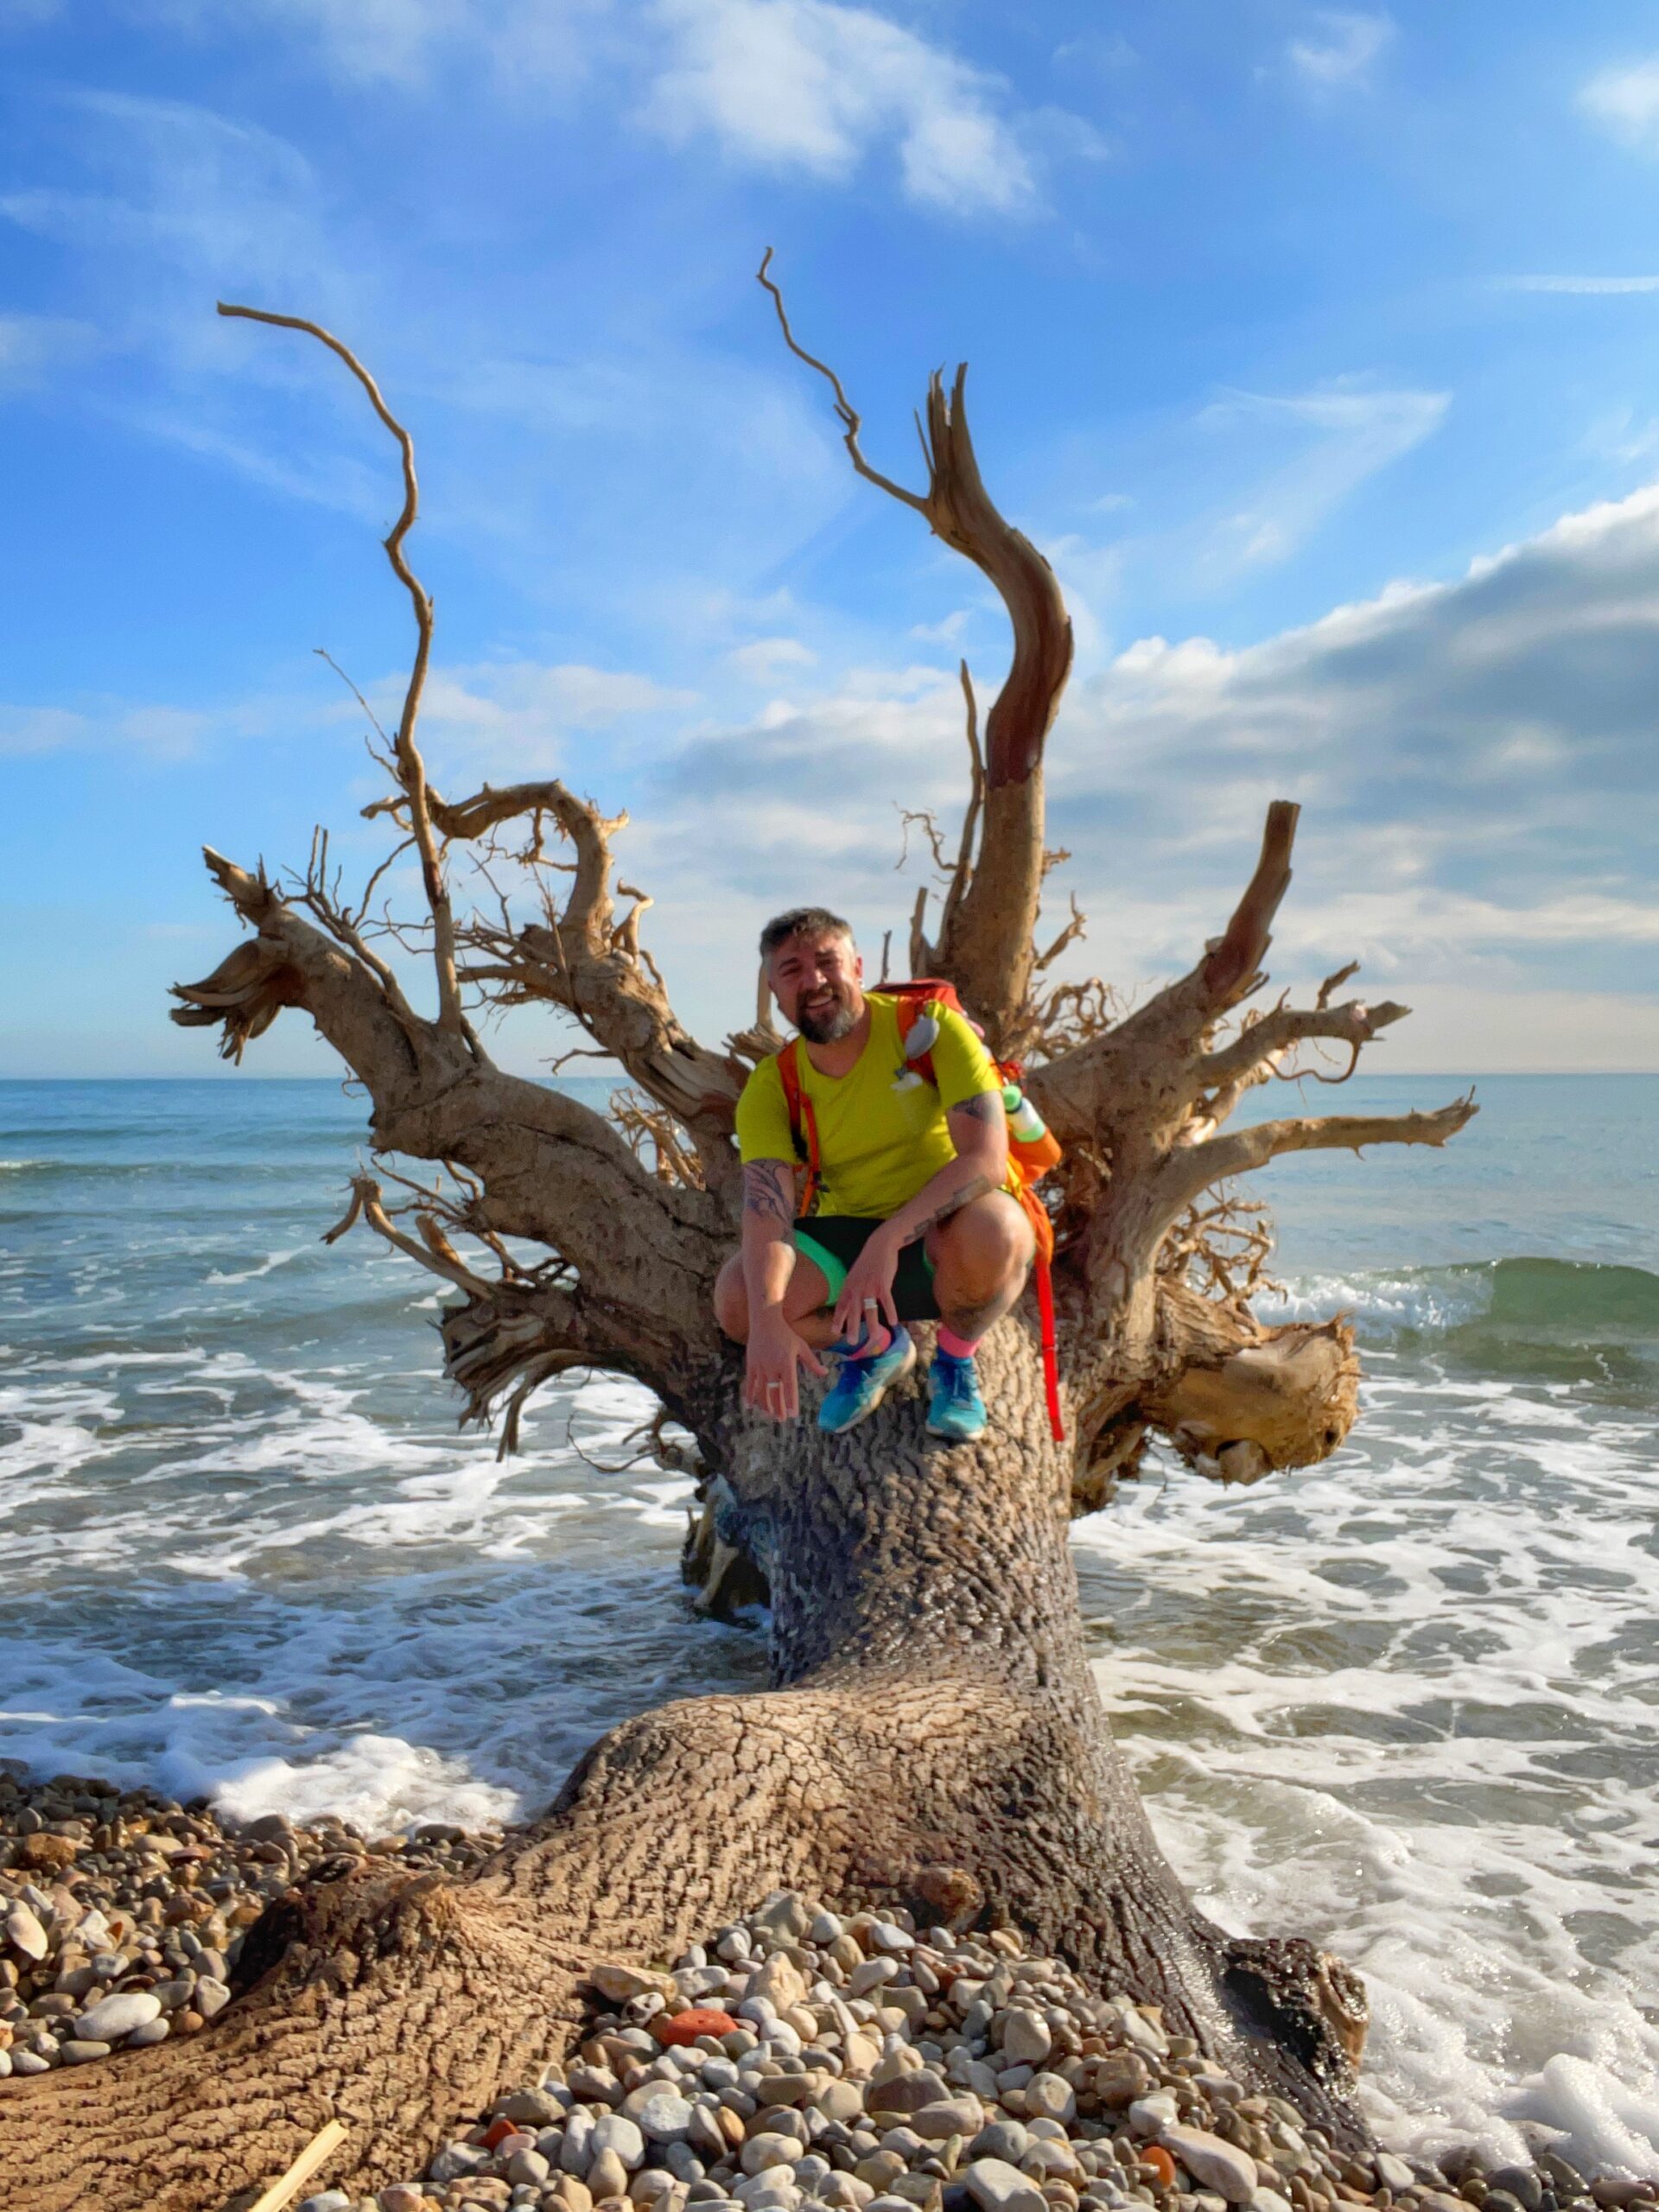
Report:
742,1160,795,1224
893,1173,995,1248
950,1090,1002,1126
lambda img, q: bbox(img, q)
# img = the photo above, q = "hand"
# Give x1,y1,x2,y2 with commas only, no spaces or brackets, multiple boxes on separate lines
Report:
832,1227,900,1345
744,1310,828,1423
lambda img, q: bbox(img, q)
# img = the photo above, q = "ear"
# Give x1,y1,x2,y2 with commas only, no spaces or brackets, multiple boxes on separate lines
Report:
853,945,865,983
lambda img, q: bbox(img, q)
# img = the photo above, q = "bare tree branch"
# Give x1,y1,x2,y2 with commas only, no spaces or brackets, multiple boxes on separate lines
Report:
217,302,469,1041
1200,799,1300,1008
937,658,984,945
1029,799,1303,1138
1195,995,1411,1090
756,248,929,516
1159,1093,1479,1223
759,254,1073,1051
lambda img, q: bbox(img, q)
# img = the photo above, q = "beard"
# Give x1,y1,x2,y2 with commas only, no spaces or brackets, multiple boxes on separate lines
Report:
796,991,858,1044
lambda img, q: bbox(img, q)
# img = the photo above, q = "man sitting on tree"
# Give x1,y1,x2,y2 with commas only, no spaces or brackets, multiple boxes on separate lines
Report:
715,906,1035,1440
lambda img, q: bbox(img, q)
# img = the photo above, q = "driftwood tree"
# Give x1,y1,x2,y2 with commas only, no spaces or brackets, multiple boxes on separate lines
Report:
3,272,1474,2210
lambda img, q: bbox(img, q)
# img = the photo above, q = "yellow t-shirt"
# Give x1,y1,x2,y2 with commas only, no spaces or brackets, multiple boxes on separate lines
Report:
735,993,1002,1219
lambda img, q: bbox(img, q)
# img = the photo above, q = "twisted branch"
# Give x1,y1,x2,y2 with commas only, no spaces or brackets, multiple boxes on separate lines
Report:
217,302,468,1041
759,251,1072,1051
1159,1094,1478,1227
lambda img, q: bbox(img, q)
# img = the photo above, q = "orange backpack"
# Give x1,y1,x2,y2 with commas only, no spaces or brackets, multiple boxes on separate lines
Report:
773,981,1065,1441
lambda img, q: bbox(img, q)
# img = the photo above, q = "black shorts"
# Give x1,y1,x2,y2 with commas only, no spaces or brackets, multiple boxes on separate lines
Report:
791,1216,939,1323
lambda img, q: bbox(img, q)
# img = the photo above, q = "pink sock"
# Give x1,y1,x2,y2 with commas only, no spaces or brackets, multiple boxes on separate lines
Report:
938,1325,979,1359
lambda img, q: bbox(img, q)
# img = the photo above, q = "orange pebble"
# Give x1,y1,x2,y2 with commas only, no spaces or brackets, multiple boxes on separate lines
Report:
654,2005,739,2046
1140,2147,1177,2189
481,2117,522,2149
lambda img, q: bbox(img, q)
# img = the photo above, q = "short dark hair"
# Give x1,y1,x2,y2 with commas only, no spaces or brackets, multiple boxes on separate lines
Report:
760,906,855,961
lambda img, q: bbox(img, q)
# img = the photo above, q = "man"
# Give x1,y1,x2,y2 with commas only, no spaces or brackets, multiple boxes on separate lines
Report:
715,906,1035,1440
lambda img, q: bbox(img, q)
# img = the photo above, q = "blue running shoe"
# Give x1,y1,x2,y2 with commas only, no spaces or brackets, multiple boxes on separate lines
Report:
926,1348,988,1441
817,1326,916,1434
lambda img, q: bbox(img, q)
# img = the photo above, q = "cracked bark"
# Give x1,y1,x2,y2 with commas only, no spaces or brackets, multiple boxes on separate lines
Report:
2,291,1468,2207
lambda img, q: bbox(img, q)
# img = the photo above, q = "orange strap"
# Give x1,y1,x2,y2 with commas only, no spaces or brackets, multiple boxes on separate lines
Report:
777,1039,821,1214
1033,1248,1064,1444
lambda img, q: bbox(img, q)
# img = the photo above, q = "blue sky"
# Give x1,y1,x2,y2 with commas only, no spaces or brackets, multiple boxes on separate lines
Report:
3,0,1659,1075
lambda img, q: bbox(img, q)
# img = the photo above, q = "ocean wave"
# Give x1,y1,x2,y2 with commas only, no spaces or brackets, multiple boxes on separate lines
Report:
1260,1256,1659,1366
0,1155,365,1182
203,1247,310,1285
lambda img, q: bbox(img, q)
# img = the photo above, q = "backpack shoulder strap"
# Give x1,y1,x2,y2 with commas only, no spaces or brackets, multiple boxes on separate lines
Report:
772,1039,819,1213
888,979,964,1086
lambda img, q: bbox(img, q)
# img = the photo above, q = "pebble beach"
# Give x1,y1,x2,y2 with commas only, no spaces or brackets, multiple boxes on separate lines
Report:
3,1784,1655,2212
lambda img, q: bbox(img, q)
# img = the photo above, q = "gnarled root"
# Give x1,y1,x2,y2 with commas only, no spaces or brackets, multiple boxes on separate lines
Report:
2,1674,1365,2210
1142,1285,1360,1484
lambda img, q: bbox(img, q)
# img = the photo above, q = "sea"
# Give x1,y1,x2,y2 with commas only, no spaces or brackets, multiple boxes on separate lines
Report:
2,1075,1656,2179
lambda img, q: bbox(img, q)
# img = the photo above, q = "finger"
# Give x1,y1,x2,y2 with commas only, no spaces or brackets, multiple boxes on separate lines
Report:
879,1284,899,1329
800,1341,828,1378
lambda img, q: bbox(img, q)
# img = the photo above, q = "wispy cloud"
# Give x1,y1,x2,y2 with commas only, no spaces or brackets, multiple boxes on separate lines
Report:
164,0,607,94
1192,381,1447,569
0,698,216,758
1286,10,1393,88
357,658,701,785
0,657,691,769
1580,56,1659,151
1498,274,1659,295
641,0,1045,215
0,311,99,388
0,89,325,292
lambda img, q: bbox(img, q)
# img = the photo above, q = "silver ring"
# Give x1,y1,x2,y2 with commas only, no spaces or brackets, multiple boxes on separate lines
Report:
862,1297,878,1307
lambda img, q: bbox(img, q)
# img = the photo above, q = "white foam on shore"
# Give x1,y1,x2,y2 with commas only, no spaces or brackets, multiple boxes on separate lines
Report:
1078,1362,1659,2178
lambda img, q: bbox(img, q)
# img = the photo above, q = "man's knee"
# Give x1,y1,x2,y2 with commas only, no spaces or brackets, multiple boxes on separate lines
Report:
714,1255,749,1341
933,1192,1033,1287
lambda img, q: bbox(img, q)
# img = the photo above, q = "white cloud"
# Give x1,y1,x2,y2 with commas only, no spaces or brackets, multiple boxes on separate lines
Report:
1500,274,1659,295
1039,480,1659,1002
728,636,817,678
1287,9,1393,86
1352,983,1659,1073
908,608,970,644
1580,57,1659,152
641,0,1040,215
411,659,698,779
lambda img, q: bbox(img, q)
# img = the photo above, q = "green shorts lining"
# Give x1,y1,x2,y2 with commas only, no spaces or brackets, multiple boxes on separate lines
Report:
791,1217,938,1323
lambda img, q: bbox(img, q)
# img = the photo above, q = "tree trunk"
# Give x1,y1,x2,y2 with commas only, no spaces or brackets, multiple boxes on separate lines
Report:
3,1333,1364,2212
